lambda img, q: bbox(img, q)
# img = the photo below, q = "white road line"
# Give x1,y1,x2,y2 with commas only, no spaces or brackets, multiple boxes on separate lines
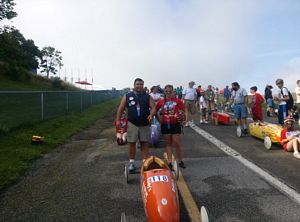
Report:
190,124,300,206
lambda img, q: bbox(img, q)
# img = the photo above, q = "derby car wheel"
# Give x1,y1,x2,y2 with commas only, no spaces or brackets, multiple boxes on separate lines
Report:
173,160,179,181
201,206,209,222
236,127,242,137
124,165,129,183
121,212,126,222
264,136,272,150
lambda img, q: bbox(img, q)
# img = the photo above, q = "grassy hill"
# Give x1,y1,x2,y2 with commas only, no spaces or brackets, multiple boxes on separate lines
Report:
0,71,80,91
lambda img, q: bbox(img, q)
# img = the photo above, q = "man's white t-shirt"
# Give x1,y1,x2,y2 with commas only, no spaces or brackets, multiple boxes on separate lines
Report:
183,87,197,100
295,86,300,103
277,87,289,105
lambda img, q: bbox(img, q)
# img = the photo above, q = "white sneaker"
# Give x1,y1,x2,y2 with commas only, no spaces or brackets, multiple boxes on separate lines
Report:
185,122,189,127
204,120,209,124
200,120,203,124
293,152,300,159
190,121,195,127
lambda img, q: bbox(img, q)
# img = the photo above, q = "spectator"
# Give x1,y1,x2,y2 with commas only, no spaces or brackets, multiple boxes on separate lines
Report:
224,85,231,104
264,85,274,117
215,87,220,108
156,84,187,168
295,80,300,125
280,116,300,159
250,86,264,122
274,79,289,125
182,81,197,126
231,82,248,133
199,90,208,124
150,86,162,104
206,85,215,120
115,78,156,173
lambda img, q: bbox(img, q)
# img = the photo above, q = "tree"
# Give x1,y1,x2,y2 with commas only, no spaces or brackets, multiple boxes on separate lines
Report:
40,46,63,78
0,28,41,78
0,0,17,22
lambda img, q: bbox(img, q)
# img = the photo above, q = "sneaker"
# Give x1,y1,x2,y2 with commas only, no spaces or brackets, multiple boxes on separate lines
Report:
204,120,209,124
168,162,174,171
190,122,195,127
185,122,189,127
200,120,203,124
243,128,248,134
129,162,135,173
178,161,186,168
293,152,300,159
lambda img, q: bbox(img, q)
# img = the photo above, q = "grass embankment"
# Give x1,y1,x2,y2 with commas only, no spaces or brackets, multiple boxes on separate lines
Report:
0,98,119,190
0,72,79,91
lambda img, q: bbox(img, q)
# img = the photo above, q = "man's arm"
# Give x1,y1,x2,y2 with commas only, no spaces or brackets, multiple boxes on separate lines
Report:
115,96,126,127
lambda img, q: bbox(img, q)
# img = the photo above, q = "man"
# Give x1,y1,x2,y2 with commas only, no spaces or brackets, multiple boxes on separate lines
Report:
275,79,289,125
231,82,248,133
116,78,156,173
206,85,215,119
264,85,274,117
223,85,231,103
182,81,197,126
295,80,300,125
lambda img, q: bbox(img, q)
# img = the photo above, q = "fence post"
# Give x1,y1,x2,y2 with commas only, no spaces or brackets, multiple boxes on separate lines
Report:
66,92,69,112
41,92,44,120
80,92,83,111
91,92,92,106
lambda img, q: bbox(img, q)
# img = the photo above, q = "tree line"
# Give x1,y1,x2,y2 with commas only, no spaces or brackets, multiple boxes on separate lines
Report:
0,0,63,79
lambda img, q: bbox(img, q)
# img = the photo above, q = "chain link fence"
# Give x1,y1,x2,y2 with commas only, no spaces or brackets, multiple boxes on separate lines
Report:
0,90,121,132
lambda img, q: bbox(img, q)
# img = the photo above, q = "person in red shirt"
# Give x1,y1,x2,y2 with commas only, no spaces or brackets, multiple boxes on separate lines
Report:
156,84,187,169
250,86,264,122
280,116,300,159
114,112,128,145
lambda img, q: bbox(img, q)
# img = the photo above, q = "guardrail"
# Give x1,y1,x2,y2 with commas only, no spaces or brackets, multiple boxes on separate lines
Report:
0,90,121,132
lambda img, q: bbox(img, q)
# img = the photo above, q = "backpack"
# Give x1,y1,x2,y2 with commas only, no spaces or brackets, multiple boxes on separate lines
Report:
281,87,294,110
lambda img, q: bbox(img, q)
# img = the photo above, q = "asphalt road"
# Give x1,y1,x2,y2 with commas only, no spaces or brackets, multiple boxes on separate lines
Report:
0,113,300,222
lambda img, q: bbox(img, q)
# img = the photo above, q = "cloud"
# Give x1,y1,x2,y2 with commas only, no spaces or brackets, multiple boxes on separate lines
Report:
12,0,300,90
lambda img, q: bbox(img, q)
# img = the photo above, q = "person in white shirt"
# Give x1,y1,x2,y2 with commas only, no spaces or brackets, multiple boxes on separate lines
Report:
295,80,300,125
182,81,197,126
274,79,289,125
199,90,208,124
149,86,162,104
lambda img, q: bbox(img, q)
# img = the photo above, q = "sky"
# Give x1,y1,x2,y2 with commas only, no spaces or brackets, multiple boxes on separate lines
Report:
8,0,300,91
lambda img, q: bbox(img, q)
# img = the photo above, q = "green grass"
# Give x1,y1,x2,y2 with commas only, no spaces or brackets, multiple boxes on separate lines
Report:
0,98,120,190
0,73,79,91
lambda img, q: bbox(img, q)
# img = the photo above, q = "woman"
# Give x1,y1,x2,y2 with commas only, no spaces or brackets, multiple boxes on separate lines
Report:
280,116,300,159
156,84,187,169
250,86,264,122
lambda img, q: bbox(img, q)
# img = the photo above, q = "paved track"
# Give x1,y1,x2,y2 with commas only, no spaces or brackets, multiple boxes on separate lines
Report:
1,113,300,221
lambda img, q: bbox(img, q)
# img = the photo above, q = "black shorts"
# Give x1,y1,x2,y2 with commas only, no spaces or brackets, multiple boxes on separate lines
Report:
161,123,182,135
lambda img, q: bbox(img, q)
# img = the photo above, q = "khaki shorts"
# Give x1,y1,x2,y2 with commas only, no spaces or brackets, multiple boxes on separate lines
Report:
127,121,150,143
184,99,196,114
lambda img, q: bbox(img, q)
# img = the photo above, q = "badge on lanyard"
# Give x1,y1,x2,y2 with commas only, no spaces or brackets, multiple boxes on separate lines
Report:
136,104,141,117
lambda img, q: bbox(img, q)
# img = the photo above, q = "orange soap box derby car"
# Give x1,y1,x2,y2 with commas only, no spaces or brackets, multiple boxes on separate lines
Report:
121,156,210,222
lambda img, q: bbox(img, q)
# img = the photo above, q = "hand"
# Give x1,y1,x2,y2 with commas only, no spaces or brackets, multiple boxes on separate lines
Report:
147,115,153,123
115,120,120,128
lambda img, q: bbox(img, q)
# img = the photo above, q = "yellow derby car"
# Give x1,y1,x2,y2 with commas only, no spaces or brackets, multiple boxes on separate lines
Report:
248,122,283,149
